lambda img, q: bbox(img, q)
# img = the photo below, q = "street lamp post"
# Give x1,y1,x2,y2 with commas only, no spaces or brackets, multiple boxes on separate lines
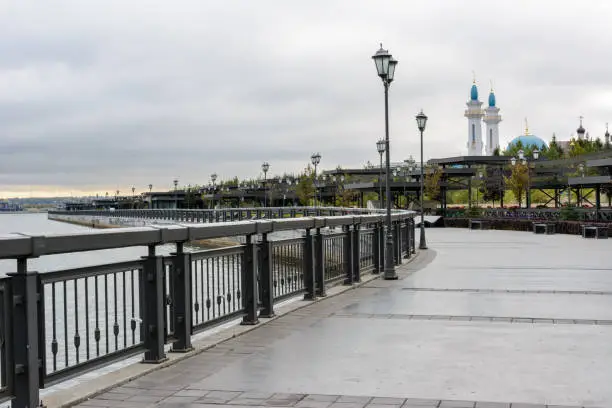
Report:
173,179,178,209
372,44,398,279
210,173,217,209
262,162,270,207
416,110,428,250
311,153,321,206
376,139,385,208
132,186,136,208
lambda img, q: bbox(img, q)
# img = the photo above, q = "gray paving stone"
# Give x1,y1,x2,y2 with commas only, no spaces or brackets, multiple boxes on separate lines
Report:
160,395,200,404
239,392,276,399
337,396,373,403
173,389,211,397
96,392,130,401
265,399,302,407
302,394,340,402
126,394,164,403
402,399,440,407
295,400,335,408
75,400,114,407
270,393,307,400
474,403,510,408
439,401,475,408
329,403,370,408
370,397,407,405
143,388,181,397
235,398,282,406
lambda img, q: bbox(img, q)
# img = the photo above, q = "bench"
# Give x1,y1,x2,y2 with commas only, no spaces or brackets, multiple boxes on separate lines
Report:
581,225,608,239
533,223,555,235
469,219,488,230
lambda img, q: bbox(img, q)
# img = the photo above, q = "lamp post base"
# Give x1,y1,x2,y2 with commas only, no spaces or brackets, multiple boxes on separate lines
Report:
383,272,398,280
383,236,397,280
419,225,427,250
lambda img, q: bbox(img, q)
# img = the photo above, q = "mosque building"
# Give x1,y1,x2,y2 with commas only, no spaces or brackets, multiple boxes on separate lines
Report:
465,80,547,155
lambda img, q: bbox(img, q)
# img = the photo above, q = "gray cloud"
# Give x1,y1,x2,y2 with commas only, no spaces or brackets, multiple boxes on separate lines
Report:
0,0,611,196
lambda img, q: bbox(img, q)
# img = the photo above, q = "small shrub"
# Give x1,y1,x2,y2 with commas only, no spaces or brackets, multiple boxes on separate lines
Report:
560,206,579,221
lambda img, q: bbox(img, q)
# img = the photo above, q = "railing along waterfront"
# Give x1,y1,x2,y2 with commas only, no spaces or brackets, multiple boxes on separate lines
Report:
49,206,384,224
445,207,612,222
1,208,415,407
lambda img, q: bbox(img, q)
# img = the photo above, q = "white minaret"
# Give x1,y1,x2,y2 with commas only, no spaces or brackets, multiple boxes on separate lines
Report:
483,86,501,155
464,80,484,155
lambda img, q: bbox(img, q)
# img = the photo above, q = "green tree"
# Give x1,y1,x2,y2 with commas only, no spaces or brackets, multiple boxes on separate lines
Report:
424,166,442,201
295,165,315,205
504,163,529,207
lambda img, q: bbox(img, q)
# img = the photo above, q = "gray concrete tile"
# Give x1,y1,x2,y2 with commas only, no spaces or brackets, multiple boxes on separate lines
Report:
303,395,340,402
126,394,164,403
474,403,510,408
265,399,302,407
240,392,276,399
402,399,440,407
439,401,475,408
174,389,211,398
329,403,370,408
270,393,307,400
160,395,200,404
370,398,407,405
337,396,373,404
235,398,281,406
295,400,335,408
96,392,130,401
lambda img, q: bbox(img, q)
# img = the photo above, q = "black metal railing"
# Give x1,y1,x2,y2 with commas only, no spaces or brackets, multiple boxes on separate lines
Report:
40,261,145,385
0,209,415,407
189,247,244,333
323,233,345,283
49,206,393,224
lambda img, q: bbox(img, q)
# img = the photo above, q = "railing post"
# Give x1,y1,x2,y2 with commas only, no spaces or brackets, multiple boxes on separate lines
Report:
170,242,193,353
343,225,353,285
411,218,416,254
395,221,402,265
372,223,381,274
378,221,385,271
404,218,411,259
314,227,326,297
241,234,259,325
8,258,42,408
141,245,167,363
259,233,274,318
352,223,361,283
303,228,316,300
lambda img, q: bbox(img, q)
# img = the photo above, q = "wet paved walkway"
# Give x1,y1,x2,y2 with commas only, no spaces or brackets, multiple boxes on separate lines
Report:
76,229,612,408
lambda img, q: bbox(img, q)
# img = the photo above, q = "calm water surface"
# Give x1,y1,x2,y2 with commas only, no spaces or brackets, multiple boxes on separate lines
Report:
0,212,171,275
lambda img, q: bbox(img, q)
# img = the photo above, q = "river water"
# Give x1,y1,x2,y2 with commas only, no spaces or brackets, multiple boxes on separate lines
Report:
0,213,190,275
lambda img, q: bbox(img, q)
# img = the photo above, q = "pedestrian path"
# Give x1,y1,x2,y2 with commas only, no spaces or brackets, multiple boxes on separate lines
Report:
75,229,612,408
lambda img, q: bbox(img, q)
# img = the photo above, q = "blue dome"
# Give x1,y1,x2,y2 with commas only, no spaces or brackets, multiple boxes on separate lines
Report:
488,91,496,107
470,84,478,101
507,135,547,150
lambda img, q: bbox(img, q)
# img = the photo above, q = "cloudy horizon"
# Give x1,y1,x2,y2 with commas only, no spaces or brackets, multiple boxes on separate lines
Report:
1,0,611,198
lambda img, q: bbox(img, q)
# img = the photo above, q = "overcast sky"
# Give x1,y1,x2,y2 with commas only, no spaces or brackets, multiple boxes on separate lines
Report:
1,1,611,197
